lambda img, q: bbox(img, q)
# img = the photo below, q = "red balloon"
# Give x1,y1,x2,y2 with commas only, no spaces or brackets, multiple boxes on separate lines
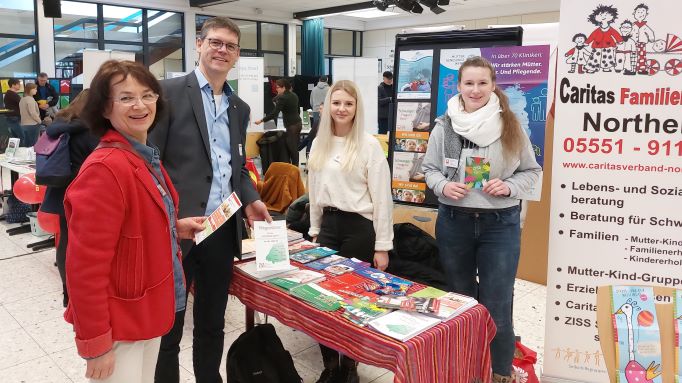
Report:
37,211,60,234
13,173,46,204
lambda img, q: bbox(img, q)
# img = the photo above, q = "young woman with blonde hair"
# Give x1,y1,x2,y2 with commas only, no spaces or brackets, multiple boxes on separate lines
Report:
307,80,393,383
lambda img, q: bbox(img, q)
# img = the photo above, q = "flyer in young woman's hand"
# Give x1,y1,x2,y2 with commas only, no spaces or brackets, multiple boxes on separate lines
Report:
254,220,291,271
194,192,242,244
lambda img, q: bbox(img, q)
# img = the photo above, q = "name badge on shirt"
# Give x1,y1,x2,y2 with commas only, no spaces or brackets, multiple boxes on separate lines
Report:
444,157,459,168
238,144,243,156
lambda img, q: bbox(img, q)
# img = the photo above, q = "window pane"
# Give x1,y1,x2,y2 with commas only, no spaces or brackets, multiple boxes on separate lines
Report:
105,43,143,63
355,32,362,56
0,1,35,35
54,1,98,39
148,11,182,44
331,29,353,56
149,46,183,79
296,26,301,54
263,53,284,76
103,5,143,43
55,40,98,80
0,37,36,77
261,23,284,52
234,19,257,50
323,28,329,55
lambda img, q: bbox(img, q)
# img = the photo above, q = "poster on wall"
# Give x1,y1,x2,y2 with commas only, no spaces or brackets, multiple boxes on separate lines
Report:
396,50,433,99
544,1,682,382
436,45,550,166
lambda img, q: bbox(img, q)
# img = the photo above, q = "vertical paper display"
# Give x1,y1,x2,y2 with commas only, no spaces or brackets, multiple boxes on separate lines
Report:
396,50,433,100
675,290,681,383
254,220,290,271
611,286,662,383
395,102,432,132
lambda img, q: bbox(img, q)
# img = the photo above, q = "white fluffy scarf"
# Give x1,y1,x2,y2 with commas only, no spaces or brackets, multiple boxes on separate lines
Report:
447,92,502,147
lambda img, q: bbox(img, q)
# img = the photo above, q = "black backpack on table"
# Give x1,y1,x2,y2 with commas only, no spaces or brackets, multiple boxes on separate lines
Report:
226,323,302,383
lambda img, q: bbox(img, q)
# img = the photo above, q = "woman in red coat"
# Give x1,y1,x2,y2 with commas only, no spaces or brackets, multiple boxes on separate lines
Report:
64,60,205,382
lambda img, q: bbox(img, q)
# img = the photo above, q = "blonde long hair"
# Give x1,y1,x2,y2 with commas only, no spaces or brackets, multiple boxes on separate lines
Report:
307,80,365,172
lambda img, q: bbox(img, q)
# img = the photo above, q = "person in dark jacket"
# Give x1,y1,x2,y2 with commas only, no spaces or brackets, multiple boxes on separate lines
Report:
255,78,303,166
34,72,59,120
39,89,99,307
3,78,22,138
377,71,394,134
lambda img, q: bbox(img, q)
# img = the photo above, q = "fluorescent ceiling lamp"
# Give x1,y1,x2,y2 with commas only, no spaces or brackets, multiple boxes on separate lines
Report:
343,9,400,18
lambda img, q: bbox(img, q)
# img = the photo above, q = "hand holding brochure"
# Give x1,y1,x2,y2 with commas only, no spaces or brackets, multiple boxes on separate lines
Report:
195,192,242,244
254,220,290,271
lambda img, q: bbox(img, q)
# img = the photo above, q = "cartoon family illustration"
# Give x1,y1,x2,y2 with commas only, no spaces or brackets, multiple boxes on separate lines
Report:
566,3,682,76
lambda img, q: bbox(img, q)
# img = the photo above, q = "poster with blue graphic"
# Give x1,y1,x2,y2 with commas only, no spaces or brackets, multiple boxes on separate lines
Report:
437,45,550,166
611,286,663,383
396,50,433,100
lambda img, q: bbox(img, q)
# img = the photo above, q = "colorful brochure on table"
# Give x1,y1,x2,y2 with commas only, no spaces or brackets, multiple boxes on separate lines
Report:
340,298,391,327
368,310,441,342
289,283,342,311
195,192,242,244
611,286,663,383
290,247,337,263
266,269,326,291
254,220,290,271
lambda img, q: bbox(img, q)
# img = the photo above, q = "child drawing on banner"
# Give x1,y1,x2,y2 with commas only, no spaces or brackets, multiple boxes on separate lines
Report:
565,33,593,73
632,3,656,75
616,20,638,75
584,5,623,73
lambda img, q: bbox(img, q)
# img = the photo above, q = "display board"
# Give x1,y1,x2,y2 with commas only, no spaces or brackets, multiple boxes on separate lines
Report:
389,28,551,207
544,0,682,381
1,78,73,110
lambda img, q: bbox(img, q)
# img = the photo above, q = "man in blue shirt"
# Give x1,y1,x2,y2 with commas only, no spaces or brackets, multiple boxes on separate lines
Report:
150,16,270,383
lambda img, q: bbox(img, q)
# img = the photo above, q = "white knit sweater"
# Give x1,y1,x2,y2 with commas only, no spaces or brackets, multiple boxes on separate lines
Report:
307,133,394,251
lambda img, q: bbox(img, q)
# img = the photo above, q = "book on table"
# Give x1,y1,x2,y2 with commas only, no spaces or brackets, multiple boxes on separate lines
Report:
290,247,338,263
305,254,346,270
355,267,413,296
368,310,441,342
254,220,291,271
289,283,343,311
322,258,370,276
234,260,298,282
287,229,304,244
340,298,391,327
288,240,320,254
318,272,380,301
410,287,478,321
372,295,440,314
241,238,256,260
266,269,326,291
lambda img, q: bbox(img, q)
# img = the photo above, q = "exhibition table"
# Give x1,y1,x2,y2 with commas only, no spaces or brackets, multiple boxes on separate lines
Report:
229,265,497,383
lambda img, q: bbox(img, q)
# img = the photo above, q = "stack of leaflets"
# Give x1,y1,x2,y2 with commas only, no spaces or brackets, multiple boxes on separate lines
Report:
290,247,337,263
287,229,304,244
355,267,413,296
266,269,326,291
319,272,380,301
288,240,320,254
323,258,370,276
410,287,478,321
289,283,342,311
240,238,256,260
368,310,441,342
234,260,298,282
372,295,440,314
340,298,391,327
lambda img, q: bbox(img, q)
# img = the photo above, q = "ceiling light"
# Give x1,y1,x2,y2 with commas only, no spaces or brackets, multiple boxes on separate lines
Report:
395,0,423,13
438,0,450,5
344,9,399,18
372,0,389,11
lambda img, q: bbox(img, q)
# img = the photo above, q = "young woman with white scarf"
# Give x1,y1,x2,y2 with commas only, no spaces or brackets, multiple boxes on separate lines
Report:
421,56,541,383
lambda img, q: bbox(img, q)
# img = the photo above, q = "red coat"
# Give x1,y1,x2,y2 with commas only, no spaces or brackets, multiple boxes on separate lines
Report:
64,129,181,358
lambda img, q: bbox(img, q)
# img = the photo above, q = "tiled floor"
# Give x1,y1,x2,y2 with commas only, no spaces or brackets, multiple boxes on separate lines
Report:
0,219,547,382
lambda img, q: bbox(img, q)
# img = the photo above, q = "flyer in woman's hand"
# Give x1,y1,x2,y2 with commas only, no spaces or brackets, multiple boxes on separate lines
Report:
194,192,242,244
254,220,290,271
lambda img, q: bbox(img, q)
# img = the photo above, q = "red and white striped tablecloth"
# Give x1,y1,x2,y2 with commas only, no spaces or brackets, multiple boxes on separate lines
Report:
229,268,496,383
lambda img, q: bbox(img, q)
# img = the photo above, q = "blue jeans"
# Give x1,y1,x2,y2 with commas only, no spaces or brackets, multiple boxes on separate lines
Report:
435,203,521,376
